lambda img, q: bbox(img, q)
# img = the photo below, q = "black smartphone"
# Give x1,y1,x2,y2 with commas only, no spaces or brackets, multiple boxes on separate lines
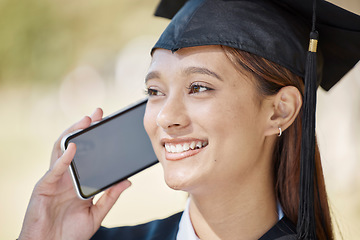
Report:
61,98,158,200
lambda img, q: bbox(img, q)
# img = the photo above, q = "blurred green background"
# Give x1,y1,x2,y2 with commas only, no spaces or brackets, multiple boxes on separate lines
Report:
0,0,359,239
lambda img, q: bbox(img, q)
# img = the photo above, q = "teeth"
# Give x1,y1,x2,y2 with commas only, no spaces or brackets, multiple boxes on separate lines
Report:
183,142,190,151
165,141,208,153
176,144,182,152
165,144,171,152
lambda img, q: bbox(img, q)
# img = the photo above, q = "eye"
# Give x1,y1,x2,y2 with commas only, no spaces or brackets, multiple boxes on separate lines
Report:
145,87,164,97
188,83,213,94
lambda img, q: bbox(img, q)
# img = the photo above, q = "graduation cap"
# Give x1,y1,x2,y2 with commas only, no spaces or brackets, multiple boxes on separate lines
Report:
152,0,360,239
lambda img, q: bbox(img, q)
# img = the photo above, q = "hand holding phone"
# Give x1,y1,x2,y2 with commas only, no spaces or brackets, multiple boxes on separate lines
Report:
62,98,158,200
19,110,132,240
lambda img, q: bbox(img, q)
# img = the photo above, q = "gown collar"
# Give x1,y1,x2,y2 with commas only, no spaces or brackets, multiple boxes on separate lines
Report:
177,198,286,240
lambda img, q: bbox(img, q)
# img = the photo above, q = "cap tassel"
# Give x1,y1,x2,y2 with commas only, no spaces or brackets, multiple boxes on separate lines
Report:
297,1,318,239
297,4,320,240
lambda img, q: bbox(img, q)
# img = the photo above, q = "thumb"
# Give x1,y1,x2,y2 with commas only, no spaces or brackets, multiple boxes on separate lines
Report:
91,180,132,226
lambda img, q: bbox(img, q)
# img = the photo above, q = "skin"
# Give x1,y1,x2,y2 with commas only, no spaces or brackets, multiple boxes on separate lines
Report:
18,109,131,240
19,45,301,240
144,46,301,239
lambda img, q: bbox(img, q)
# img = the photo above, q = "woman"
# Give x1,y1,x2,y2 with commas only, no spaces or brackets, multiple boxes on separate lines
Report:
18,0,360,239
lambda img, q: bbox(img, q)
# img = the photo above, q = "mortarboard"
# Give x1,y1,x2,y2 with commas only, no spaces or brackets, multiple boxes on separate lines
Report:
152,0,360,239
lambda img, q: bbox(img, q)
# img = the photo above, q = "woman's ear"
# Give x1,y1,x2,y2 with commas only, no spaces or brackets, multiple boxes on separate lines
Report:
264,86,302,136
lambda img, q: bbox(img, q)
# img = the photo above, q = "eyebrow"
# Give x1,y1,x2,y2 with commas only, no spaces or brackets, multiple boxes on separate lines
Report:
145,71,160,83
145,66,223,83
184,67,223,81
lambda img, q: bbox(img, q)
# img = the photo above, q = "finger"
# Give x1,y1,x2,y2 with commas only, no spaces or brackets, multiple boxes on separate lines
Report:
46,143,76,185
90,108,104,123
91,180,132,225
51,116,91,162
54,116,91,148
61,116,92,140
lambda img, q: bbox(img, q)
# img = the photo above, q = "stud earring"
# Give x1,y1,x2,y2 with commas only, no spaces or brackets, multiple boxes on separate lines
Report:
278,127,282,137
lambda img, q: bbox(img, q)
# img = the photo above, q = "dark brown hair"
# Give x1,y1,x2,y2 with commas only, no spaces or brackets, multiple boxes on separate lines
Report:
221,45,334,239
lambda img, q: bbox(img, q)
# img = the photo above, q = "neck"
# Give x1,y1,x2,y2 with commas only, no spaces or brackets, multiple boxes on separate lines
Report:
189,182,278,240
188,137,279,240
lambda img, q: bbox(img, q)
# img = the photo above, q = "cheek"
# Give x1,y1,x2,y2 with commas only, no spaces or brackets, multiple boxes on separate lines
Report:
206,110,264,181
206,100,262,155
143,104,158,141
204,99,252,132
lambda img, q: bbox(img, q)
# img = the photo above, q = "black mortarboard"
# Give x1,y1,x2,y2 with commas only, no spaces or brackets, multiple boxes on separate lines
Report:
152,0,360,239
154,0,360,90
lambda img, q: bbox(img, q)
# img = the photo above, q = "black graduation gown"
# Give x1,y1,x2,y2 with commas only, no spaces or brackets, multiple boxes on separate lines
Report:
91,212,297,240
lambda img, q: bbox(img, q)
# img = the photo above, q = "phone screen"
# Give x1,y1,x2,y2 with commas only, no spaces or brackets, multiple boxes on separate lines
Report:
63,99,158,199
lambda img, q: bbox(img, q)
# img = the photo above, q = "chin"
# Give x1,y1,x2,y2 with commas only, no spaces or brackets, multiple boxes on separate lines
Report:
158,152,208,192
163,172,189,191
165,181,185,191
162,166,196,191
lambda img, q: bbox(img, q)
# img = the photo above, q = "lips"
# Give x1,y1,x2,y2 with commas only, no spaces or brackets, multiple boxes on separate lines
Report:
161,139,208,160
165,140,208,153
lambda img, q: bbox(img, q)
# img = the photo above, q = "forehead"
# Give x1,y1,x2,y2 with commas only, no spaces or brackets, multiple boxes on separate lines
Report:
147,46,258,96
152,45,224,61
149,46,237,75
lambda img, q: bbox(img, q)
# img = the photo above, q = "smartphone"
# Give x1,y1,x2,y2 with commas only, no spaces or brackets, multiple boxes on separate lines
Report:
61,98,158,200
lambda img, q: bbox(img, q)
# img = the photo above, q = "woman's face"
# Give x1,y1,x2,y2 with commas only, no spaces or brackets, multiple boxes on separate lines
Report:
144,46,273,194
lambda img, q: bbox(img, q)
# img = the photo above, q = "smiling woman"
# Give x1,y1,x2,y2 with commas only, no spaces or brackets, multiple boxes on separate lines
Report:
17,0,360,240
144,46,293,239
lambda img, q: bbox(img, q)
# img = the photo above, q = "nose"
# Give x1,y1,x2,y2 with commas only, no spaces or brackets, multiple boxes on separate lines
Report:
156,96,190,132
